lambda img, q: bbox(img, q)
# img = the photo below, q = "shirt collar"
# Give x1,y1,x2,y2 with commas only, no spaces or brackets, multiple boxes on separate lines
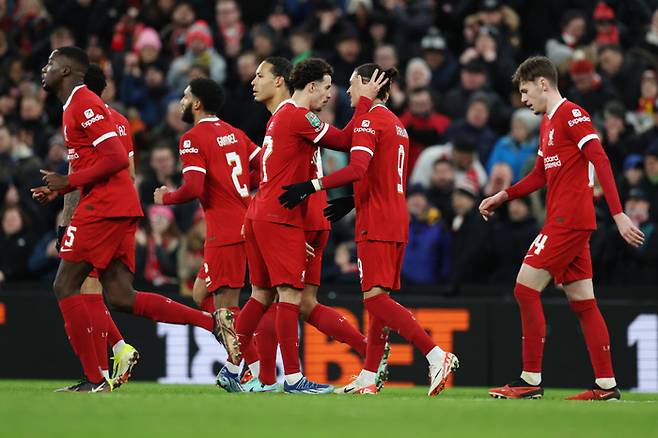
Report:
547,97,566,120
274,98,297,114
62,85,86,111
198,116,220,123
369,103,388,112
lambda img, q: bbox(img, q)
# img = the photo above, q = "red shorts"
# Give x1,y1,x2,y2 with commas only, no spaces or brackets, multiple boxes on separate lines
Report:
304,230,329,286
245,218,306,289
356,240,405,292
59,217,138,273
196,243,246,292
523,225,593,285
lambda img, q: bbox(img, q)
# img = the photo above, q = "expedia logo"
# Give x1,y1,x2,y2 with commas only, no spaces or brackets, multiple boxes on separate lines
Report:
180,147,199,154
354,126,375,134
81,113,104,128
568,115,590,127
544,154,562,169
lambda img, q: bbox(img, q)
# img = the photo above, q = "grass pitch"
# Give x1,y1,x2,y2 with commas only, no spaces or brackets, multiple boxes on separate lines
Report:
1,381,657,438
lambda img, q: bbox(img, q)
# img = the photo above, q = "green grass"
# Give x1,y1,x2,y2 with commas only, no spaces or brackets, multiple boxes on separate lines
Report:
2,381,658,438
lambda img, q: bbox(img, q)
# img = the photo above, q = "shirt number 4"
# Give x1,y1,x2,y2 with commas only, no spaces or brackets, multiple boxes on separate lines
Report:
530,233,549,255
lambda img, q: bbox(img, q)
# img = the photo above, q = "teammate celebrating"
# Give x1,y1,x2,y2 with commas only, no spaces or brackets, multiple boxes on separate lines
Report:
279,63,459,396
153,77,259,364
480,56,644,401
34,47,236,391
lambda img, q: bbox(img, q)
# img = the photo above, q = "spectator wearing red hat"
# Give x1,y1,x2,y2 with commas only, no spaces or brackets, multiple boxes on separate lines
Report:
166,20,227,93
593,2,620,47
568,58,618,118
213,0,249,60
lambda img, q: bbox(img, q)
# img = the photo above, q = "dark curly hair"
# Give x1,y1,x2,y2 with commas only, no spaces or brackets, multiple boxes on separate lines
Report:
189,77,225,114
289,58,333,91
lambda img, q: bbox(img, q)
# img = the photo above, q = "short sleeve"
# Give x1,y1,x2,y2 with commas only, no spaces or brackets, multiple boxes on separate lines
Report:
178,132,207,174
291,109,329,144
350,115,377,157
563,106,598,150
236,128,260,162
74,100,118,147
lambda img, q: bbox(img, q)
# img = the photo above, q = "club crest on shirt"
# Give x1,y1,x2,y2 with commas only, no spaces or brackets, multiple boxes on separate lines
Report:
305,112,322,128
548,128,554,146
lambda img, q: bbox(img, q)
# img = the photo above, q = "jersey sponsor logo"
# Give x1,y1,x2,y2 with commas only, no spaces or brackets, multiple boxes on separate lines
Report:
567,115,591,127
67,148,79,160
353,126,376,134
572,108,582,117
180,146,199,154
548,128,554,146
84,108,94,118
305,112,322,128
81,113,105,128
544,154,562,169
216,133,238,147
396,125,409,138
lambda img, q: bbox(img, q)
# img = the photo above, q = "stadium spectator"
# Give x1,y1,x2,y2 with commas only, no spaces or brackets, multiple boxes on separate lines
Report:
149,101,190,153
399,86,451,171
177,207,206,296
135,205,181,290
120,55,169,128
213,0,250,60
483,162,513,198
444,92,497,165
568,59,618,118
601,101,636,173
0,205,34,284
373,44,399,72
420,27,457,93
487,107,540,181
598,44,646,110
426,157,456,223
640,144,658,221
545,10,587,70
401,184,451,285
290,27,315,65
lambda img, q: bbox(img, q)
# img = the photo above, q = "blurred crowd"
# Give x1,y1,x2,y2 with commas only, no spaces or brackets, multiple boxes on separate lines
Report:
1,0,657,295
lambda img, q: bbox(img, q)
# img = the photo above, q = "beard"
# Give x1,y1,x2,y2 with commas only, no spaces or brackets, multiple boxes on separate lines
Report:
181,103,194,124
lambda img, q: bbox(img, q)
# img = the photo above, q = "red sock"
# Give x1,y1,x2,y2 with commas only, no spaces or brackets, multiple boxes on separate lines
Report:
307,304,367,357
107,315,123,347
514,283,545,373
133,292,213,332
364,294,435,355
200,295,215,314
58,295,104,383
276,302,300,375
234,298,266,364
82,294,109,372
364,314,388,372
569,299,615,378
255,304,278,385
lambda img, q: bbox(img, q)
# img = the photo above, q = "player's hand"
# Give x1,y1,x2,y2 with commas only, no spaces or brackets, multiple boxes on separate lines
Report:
55,225,67,252
154,186,169,205
305,242,315,259
41,169,69,192
352,68,389,101
323,196,355,222
30,185,58,204
478,190,509,221
279,180,318,209
613,212,645,248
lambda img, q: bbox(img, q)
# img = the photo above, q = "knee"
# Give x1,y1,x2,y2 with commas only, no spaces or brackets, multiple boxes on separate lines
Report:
298,297,317,321
105,288,134,312
53,276,74,300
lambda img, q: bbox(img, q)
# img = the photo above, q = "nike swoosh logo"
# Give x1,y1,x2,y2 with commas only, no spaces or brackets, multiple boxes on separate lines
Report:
343,387,355,393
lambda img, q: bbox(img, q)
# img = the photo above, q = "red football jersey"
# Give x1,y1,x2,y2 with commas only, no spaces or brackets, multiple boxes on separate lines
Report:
178,116,260,246
247,99,329,227
302,147,331,231
108,106,134,158
538,98,597,230
63,85,142,220
351,104,409,243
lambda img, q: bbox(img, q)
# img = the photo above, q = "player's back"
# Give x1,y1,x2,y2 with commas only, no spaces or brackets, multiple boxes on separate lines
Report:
352,104,409,243
108,106,134,158
248,100,326,227
539,98,597,230
63,85,142,219
185,117,257,246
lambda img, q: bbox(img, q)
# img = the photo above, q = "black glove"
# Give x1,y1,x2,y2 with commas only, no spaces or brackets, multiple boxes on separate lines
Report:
55,225,67,252
279,181,316,209
323,196,355,222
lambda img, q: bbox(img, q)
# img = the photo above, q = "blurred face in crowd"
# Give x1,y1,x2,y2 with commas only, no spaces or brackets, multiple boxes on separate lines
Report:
149,209,173,235
145,66,164,88
289,33,311,56
511,116,530,142
625,197,650,226
625,165,643,186
150,147,175,177
466,101,489,128
424,50,445,70
20,96,43,121
237,52,258,84
374,45,398,71
640,76,657,100
431,160,455,191
646,154,658,178
140,45,160,64
172,3,195,27
8,59,23,84
407,192,428,219
508,199,530,222
518,79,548,114
571,71,594,92
369,22,387,43
337,38,360,64
216,0,240,28
252,61,281,104
603,112,624,136
48,142,67,164
563,16,586,41
599,49,623,77
0,126,11,153
452,148,473,170
2,208,23,236
0,95,17,116
406,60,430,90
481,8,503,26
452,190,475,216
409,90,433,118
488,163,513,192
50,28,74,50
253,34,274,59
461,69,486,91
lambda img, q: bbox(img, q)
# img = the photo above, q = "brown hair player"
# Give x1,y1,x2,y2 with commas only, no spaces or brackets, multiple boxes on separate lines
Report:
480,56,644,400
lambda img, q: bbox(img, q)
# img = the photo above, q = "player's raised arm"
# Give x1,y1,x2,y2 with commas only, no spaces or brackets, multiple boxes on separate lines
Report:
479,154,546,221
